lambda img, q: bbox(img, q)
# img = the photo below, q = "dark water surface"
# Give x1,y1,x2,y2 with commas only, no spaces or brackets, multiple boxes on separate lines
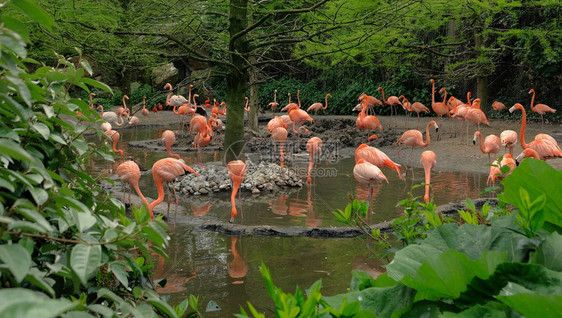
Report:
89,125,489,316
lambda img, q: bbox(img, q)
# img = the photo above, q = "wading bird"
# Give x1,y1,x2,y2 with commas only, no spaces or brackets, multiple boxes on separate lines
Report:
307,93,332,115
355,144,403,180
397,120,438,162
420,150,437,203
149,158,198,219
271,126,288,167
473,131,501,162
227,160,247,223
162,130,180,159
116,160,150,210
500,130,518,156
492,101,507,112
377,87,402,117
269,89,279,112
509,103,562,160
353,159,388,199
529,88,556,125
306,137,322,184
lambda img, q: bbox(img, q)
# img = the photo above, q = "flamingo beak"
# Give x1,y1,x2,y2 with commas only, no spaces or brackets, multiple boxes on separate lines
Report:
509,106,516,113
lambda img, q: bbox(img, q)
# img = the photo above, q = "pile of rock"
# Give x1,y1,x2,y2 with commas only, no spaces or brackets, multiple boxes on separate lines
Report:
172,161,303,195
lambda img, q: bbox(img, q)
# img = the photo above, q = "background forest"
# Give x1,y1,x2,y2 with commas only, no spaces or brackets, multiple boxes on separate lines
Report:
6,0,562,119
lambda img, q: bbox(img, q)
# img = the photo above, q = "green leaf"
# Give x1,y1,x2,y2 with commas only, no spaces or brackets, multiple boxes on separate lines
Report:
147,298,178,318
529,232,562,271
25,268,56,298
323,284,415,318
10,0,56,30
81,78,113,94
70,244,102,285
497,283,562,318
0,138,36,163
7,75,31,106
499,159,562,226
73,210,97,233
0,288,76,317
110,262,129,288
28,187,49,206
80,60,93,76
0,244,32,283
61,311,96,318
32,123,50,140
16,206,53,231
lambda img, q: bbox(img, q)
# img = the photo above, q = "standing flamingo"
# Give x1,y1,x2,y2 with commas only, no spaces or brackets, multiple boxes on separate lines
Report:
397,120,439,161
492,101,507,112
267,116,287,132
244,96,250,113
97,105,127,127
271,127,288,167
269,89,279,112
117,95,129,118
430,79,449,118
529,89,556,125
105,129,124,159
377,87,402,117
356,99,383,141
285,104,313,134
227,236,248,284
141,96,149,116
509,103,562,160
307,93,332,115
306,137,322,184
358,93,382,115
149,158,198,219
355,144,403,180
227,160,247,223
464,99,490,135
353,159,389,199
116,160,150,211
420,150,437,203
410,101,431,124
162,130,180,159
500,130,518,156
473,131,501,161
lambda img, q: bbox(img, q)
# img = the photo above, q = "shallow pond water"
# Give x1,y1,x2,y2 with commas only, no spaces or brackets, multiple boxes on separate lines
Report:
88,124,489,315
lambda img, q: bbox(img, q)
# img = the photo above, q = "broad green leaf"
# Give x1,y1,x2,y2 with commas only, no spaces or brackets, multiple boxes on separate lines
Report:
97,288,125,305
529,232,562,271
61,311,96,318
323,284,415,318
0,138,35,162
80,60,93,76
28,187,49,206
0,288,76,317
0,34,26,57
8,220,49,233
25,268,56,297
7,75,31,106
81,78,113,94
87,305,114,318
0,244,32,283
440,302,507,318
10,0,56,30
497,283,562,318
73,210,97,233
110,262,129,288
16,206,52,231
400,251,506,301
32,122,50,140
70,244,102,285
499,159,562,226
2,16,30,43
147,298,178,318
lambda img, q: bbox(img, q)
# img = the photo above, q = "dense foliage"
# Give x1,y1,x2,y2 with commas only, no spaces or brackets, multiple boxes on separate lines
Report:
0,2,198,317
240,159,562,317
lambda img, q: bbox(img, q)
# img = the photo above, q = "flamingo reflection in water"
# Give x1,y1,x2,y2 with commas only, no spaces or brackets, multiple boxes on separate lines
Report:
227,236,248,284
269,194,288,216
153,254,197,294
191,203,212,216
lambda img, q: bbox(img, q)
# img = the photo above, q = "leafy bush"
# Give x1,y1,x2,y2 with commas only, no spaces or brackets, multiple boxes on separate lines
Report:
0,2,197,317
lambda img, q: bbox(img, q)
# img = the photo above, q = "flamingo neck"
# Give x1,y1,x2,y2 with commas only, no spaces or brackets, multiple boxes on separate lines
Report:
467,92,471,107
112,137,123,158
442,90,447,105
380,88,387,104
518,107,528,148
116,113,125,126
230,180,242,218
131,183,150,215
122,97,128,110
148,178,165,218
431,81,435,105
297,91,301,108
422,123,432,147
477,133,487,153
188,86,192,106
274,91,277,103
166,91,172,106
98,106,104,116
166,145,180,159
423,165,431,202
530,91,536,111
307,150,315,184
322,94,329,110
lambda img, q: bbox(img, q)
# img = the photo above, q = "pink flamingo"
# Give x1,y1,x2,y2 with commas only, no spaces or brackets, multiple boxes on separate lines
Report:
377,86,402,117
473,131,501,162
358,93,382,115
307,93,332,115
355,144,403,180
487,154,516,186
227,160,246,223
117,160,150,210
267,116,287,132
397,120,439,160
306,137,322,184
492,101,507,111
105,129,124,159
141,96,149,116
162,130,180,159
509,103,562,160
149,158,199,219
97,105,127,127
500,130,518,156
353,159,389,199
515,148,541,164
420,150,437,203
269,90,279,112
271,127,288,167
356,99,383,141
529,88,556,124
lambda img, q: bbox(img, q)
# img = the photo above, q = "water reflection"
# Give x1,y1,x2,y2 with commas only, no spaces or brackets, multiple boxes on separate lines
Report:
227,237,248,284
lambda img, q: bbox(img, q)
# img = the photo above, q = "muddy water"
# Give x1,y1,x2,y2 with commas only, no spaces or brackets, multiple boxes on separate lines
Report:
89,125,489,316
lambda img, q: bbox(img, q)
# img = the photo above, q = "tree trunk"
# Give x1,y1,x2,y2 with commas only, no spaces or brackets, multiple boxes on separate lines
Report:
474,31,488,114
224,0,249,163
248,58,259,131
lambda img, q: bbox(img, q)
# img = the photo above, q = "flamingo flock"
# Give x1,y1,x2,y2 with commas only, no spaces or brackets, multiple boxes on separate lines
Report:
92,78,559,227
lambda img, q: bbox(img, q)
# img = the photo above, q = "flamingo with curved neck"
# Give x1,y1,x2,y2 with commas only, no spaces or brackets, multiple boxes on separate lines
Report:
117,160,150,211
227,160,246,223
473,131,501,162
509,103,562,160
420,150,436,203
307,93,332,114
269,89,279,111
529,89,556,124
106,129,124,159
398,120,439,150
